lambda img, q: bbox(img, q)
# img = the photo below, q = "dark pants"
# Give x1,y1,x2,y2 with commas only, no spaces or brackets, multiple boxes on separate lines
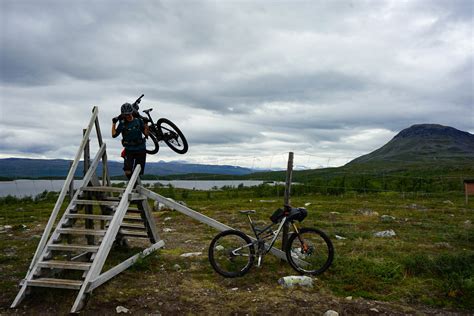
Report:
123,150,146,179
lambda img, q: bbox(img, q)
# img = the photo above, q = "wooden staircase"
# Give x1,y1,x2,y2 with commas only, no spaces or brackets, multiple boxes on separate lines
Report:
10,107,164,313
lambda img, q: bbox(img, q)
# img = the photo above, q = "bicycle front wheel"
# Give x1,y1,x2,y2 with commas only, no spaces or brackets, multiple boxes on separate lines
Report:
157,118,189,154
145,132,159,155
208,230,255,278
286,228,334,275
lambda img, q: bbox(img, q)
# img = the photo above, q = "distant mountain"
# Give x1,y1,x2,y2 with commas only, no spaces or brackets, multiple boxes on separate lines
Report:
346,124,474,167
0,158,257,179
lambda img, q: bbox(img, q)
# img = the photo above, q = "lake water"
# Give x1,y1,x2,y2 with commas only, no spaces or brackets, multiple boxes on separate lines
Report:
0,179,265,197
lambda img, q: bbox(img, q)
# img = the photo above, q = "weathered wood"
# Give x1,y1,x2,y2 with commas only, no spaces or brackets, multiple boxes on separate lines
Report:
57,228,107,236
282,152,294,252
48,244,100,252
139,197,160,243
71,166,141,313
74,200,119,207
81,186,125,193
87,240,165,292
119,230,149,238
24,278,83,290
66,214,114,221
37,261,92,271
11,140,104,309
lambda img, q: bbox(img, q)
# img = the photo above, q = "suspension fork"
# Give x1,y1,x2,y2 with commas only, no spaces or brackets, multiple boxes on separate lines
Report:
292,222,309,252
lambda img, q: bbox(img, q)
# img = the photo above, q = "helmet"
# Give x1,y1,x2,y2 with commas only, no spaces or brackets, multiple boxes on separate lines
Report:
121,103,133,115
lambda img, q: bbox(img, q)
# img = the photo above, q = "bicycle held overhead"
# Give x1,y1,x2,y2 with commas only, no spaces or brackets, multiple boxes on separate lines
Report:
208,205,334,278
114,94,189,156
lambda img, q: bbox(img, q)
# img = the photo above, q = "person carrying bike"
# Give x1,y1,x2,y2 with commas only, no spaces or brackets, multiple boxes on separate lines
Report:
112,103,149,179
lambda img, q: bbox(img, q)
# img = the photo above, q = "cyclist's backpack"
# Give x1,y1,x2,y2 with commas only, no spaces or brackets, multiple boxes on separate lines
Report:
270,208,285,223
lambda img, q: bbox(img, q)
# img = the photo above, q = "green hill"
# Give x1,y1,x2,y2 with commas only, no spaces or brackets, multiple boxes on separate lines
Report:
217,124,474,193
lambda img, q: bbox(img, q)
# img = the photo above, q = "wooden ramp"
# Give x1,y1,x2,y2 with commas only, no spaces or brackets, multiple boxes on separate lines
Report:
10,107,164,313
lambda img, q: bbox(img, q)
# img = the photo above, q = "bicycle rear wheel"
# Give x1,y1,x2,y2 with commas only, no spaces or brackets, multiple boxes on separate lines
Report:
286,228,334,275
208,230,255,278
157,118,188,154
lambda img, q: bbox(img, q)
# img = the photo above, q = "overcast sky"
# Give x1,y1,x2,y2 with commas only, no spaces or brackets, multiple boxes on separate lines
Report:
1,0,472,169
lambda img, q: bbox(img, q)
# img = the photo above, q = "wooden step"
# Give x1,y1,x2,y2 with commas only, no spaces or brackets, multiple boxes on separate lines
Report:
58,228,107,236
37,260,92,271
81,186,126,193
24,278,83,290
120,230,149,238
107,223,146,230
124,215,144,222
66,214,114,221
48,244,99,252
127,207,142,214
74,200,120,207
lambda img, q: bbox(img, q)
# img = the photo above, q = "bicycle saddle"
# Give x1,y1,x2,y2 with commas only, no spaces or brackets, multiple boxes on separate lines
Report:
239,210,256,215
143,108,153,114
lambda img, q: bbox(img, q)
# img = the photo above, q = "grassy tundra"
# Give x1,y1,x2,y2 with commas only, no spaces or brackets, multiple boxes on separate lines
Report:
0,186,473,314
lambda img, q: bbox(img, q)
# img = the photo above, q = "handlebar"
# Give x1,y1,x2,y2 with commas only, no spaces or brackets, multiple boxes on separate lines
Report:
133,94,144,107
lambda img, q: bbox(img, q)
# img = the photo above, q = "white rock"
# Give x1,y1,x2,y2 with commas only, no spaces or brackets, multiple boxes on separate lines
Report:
180,252,202,258
380,215,396,222
330,212,340,215
4,225,12,230
345,296,353,300
465,220,472,226
304,202,311,206
164,217,172,222
163,228,175,232
215,245,225,251
335,235,347,240
230,287,239,291
374,229,396,238
278,276,313,288
259,200,276,203
116,305,129,313
443,200,454,205
173,264,182,271
323,310,339,316
153,201,165,211
370,308,380,313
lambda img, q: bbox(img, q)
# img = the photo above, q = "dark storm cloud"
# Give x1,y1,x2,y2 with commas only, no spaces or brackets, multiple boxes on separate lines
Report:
1,0,472,167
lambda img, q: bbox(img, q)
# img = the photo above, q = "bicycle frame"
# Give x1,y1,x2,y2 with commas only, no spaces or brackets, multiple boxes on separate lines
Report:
247,214,289,255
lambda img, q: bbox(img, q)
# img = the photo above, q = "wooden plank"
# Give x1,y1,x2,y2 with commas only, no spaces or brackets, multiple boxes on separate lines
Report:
57,228,107,236
120,230,149,238
81,186,125,193
111,223,146,230
25,278,83,290
87,240,165,292
74,200,119,207
124,215,144,222
37,261,91,271
66,214,114,221
48,244,99,252
126,207,142,213
140,198,160,243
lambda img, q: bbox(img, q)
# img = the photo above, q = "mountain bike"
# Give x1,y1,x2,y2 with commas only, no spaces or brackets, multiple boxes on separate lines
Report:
208,206,334,278
115,94,189,155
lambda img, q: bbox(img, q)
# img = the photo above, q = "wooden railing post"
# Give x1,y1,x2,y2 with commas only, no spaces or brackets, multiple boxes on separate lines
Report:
282,152,294,253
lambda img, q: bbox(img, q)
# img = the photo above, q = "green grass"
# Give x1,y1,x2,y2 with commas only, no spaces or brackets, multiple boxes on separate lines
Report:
0,187,473,312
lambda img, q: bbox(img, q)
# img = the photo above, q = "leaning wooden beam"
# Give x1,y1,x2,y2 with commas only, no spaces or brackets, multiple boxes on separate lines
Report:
87,240,165,292
136,187,289,261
